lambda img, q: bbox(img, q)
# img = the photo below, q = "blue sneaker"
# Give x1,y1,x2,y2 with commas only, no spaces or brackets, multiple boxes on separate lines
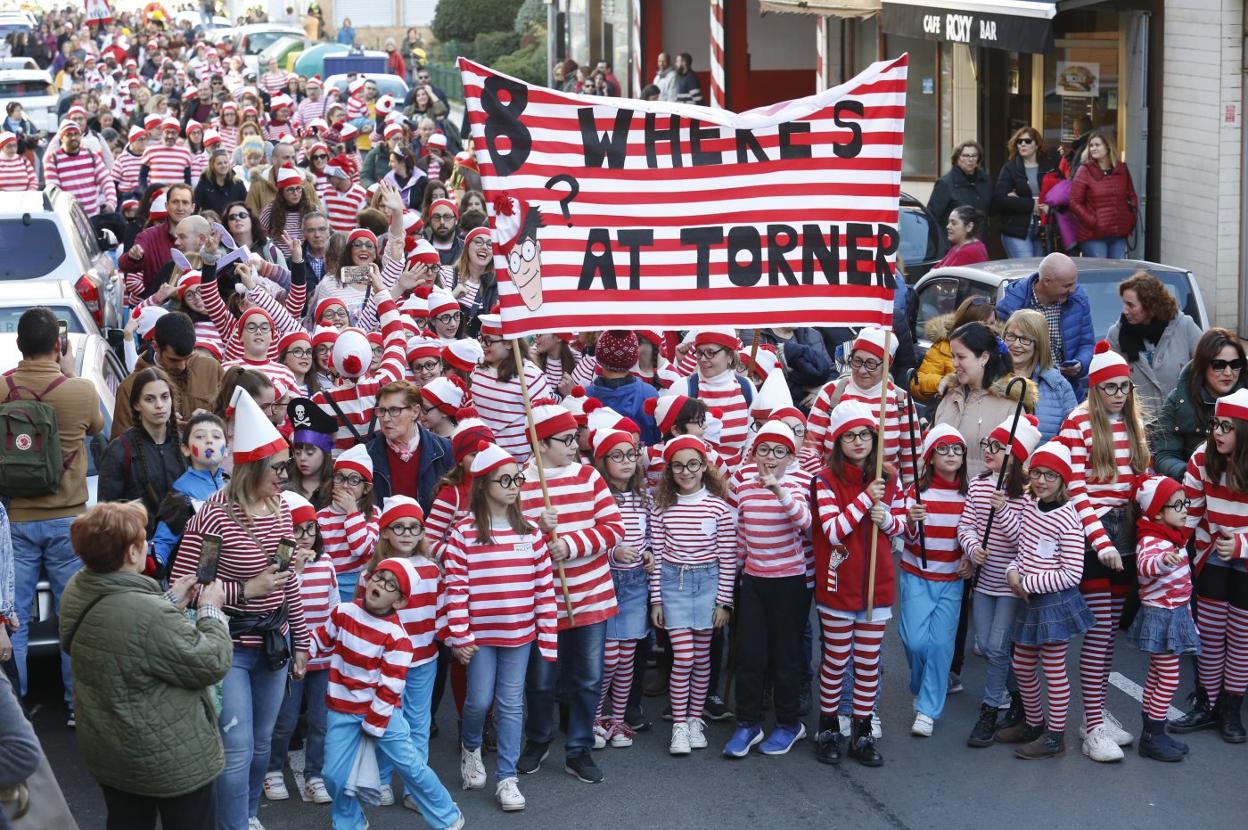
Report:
760,722,807,756
722,723,764,758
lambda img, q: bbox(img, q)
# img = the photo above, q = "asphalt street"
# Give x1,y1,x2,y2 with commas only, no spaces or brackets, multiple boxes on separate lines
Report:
29,619,1248,830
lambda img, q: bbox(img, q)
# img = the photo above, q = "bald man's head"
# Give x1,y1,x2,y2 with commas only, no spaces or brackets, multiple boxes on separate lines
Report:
175,215,211,254
1037,252,1078,304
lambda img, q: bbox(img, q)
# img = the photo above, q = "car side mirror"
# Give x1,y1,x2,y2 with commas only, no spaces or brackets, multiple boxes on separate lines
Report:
97,228,118,251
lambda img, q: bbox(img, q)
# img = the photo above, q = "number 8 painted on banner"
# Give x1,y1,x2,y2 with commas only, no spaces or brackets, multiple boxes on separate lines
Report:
482,76,532,177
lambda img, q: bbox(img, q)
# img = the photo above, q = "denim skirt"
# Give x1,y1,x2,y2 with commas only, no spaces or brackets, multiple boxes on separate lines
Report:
1012,586,1095,646
606,566,649,640
1126,604,1200,655
658,561,718,630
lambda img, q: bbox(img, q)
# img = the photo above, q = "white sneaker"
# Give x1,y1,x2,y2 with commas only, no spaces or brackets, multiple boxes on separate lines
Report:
1081,723,1125,762
262,771,289,801
444,810,467,829
303,776,331,804
871,710,883,739
1101,709,1134,746
608,724,634,748
669,721,691,755
687,718,708,749
248,819,265,830
592,722,609,750
378,783,394,806
496,776,526,811
460,746,487,790
911,713,934,737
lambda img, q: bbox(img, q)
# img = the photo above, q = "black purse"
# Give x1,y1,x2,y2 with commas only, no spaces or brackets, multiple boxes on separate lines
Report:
226,605,291,671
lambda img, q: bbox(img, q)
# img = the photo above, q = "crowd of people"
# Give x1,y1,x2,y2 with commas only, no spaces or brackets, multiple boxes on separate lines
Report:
0,8,1246,830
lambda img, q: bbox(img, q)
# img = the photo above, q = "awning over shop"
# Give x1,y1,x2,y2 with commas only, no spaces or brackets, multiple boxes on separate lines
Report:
760,0,882,19
880,0,1057,53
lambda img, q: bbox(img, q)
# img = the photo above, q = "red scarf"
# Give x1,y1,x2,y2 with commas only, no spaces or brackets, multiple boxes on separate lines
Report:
1136,516,1189,550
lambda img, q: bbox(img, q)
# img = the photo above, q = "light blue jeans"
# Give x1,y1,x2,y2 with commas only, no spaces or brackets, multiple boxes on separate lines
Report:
323,709,460,830
218,645,288,829
464,642,531,781
1080,237,1127,259
269,668,330,780
10,517,80,704
1003,230,1044,259
899,572,964,720
380,657,436,787
973,591,1023,709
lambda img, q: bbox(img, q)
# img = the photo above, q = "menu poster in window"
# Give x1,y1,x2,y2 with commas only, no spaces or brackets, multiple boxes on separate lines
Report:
1055,62,1099,98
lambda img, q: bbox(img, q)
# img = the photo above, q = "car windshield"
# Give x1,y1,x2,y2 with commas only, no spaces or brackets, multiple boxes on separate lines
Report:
0,219,66,277
0,78,48,98
0,307,84,334
1075,269,1197,334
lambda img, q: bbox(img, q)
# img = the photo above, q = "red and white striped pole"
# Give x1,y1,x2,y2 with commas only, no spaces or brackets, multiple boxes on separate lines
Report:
709,0,725,108
631,0,643,97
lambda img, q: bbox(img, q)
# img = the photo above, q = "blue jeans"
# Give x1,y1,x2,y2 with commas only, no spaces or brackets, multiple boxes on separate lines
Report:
337,571,361,604
218,646,288,829
1080,237,1127,259
1002,229,1043,259
898,572,963,720
323,710,459,830
463,643,530,780
379,657,436,786
268,668,330,780
973,591,1023,708
10,517,80,703
525,620,606,758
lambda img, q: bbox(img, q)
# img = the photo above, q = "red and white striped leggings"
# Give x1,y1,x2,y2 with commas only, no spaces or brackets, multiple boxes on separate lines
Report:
669,628,712,723
1014,642,1072,731
1143,653,1180,720
816,607,886,719
1195,598,1248,700
1079,592,1123,729
597,638,637,726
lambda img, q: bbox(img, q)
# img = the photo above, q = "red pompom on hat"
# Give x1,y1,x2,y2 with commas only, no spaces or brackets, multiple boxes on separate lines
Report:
988,414,1042,464
560,385,591,425
645,394,691,436
332,327,372,379
379,495,424,529
1087,340,1130,388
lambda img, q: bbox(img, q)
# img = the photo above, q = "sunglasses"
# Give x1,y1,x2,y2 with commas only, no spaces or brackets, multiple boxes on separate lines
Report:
1016,137,1036,145
1211,358,1246,373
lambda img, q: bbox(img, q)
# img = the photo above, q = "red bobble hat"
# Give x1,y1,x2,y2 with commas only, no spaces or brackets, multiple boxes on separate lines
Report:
1087,340,1130,388
1215,387,1248,422
311,325,338,352
827,399,875,443
374,557,417,598
379,495,424,529
347,228,378,249
663,434,710,464
315,296,348,322
238,306,274,331
920,423,965,461
988,414,1043,464
596,330,639,373
645,394,692,436
1028,440,1073,483
420,376,467,416
592,428,635,460
463,226,491,250
334,444,373,482
443,339,484,373
754,421,797,454
451,410,495,464
275,164,302,189
694,328,741,353
560,386,591,425
1133,475,1183,518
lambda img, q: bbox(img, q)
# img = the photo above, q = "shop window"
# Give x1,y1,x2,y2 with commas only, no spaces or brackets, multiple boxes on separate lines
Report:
1042,27,1120,163
885,34,939,179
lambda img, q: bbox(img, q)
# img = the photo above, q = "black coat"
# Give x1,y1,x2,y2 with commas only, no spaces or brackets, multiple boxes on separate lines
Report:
193,175,248,218
98,425,187,530
993,154,1058,240
927,166,993,227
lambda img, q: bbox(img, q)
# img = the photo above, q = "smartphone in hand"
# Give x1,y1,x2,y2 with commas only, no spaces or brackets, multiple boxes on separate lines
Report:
57,320,68,356
271,538,297,572
197,533,223,584
341,265,371,286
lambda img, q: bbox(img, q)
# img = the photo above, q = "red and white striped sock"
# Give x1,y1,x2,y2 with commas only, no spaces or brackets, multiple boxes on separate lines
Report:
1079,592,1122,729
597,639,621,722
610,640,637,727
1224,605,1248,696
816,608,852,715
1013,644,1045,727
1196,597,1229,703
690,629,713,720
1143,653,1180,721
851,622,887,719
669,628,696,723
1042,642,1071,731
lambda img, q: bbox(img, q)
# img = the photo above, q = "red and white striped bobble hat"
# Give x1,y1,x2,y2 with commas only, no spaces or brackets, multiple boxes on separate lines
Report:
1028,440,1072,483
1087,340,1129,387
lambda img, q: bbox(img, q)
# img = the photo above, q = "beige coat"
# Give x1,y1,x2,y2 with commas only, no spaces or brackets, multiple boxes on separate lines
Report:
933,372,1037,478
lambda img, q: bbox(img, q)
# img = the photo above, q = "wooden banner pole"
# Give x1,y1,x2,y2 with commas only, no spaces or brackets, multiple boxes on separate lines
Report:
865,330,892,622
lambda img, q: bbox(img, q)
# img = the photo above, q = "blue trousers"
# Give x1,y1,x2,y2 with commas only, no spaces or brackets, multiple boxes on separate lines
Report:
10,517,79,703
1080,237,1127,259
323,709,459,830
898,572,963,720
1003,229,1044,259
218,646,287,829
463,642,531,780
525,621,606,758
973,591,1023,708
379,658,436,787
269,668,330,779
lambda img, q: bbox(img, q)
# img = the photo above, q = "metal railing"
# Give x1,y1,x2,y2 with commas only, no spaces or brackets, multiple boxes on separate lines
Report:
425,63,465,103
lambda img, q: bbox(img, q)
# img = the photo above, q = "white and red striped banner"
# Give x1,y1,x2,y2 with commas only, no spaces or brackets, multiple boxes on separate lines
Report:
459,54,908,339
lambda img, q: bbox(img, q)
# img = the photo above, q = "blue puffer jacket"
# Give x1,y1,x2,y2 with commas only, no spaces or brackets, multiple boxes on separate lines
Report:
1030,365,1078,444
586,375,661,446
996,272,1095,401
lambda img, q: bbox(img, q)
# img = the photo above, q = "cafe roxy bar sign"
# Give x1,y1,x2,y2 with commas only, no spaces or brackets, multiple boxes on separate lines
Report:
881,0,1057,54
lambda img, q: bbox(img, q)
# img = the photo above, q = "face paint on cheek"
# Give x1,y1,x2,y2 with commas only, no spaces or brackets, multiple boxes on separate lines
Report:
191,446,199,457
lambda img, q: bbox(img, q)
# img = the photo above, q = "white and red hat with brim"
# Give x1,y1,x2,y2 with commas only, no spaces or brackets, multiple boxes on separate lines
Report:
1134,474,1183,518
407,238,439,269
176,270,202,298
407,337,440,363
238,306,274,332
921,423,965,461
380,495,424,529
750,369,793,420
644,392,691,436
403,211,424,235
755,420,797,454
592,428,634,461
851,326,898,360
443,339,483,372
426,287,457,318
420,376,466,416
335,444,373,482
126,125,146,143
161,116,180,132
1029,440,1073,482
988,414,1042,464
827,399,875,443
375,94,397,114
1215,387,1248,422
281,490,316,526
333,327,372,379
469,440,515,478
0,131,15,151
311,325,338,352
338,123,360,142
185,119,203,133
306,75,323,89
374,557,418,598
149,191,168,219
275,164,302,189
348,78,367,95
133,305,168,342
278,330,311,355
476,314,503,338
1088,340,1130,387
663,434,710,464
383,122,403,140
694,328,741,353
314,296,348,322
585,401,636,437
144,114,162,130
58,120,81,137
229,387,288,463
531,400,578,440
269,94,293,112
400,294,429,322
203,129,222,147
740,343,780,381
428,133,447,150
347,228,377,249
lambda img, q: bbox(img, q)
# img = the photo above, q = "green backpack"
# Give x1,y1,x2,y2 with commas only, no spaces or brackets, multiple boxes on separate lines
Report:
0,372,71,498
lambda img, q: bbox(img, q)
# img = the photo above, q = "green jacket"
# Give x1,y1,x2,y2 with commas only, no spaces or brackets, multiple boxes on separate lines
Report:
1152,362,1247,481
59,569,232,798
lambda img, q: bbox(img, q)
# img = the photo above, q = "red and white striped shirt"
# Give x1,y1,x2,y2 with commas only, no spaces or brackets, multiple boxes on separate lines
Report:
469,361,554,462
190,150,209,182
958,474,1026,597
649,488,737,607
520,463,624,629
1059,408,1146,560
1005,499,1085,596
387,556,441,667
295,97,326,128
140,143,192,185
441,517,558,660
679,370,753,466
43,148,115,216
323,183,368,232
609,489,651,571
264,121,296,142
222,356,299,398
260,72,288,96
215,124,239,155
347,95,369,121
1184,444,1248,570
806,376,917,490
310,600,412,737
425,479,470,561
258,201,305,260
0,154,36,191
298,557,339,671
318,504,379,578
899,476,966,581
1136,531,1193,609
112,149,144,194
727,462,812,580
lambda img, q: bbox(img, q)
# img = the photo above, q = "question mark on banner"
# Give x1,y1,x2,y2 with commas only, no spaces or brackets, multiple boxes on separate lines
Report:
545,174,580,227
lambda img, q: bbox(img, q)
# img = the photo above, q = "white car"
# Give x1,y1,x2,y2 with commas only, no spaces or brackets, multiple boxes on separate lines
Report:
0,67,57,133
324,72,410,105
0,279,104,336
212,24,308,73
0,57,37,70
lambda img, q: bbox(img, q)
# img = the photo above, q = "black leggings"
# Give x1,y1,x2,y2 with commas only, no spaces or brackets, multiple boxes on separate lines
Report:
101,782,215,830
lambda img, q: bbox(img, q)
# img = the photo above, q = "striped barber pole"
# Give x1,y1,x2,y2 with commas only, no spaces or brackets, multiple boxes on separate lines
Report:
709,0,725,108
631,0,643,97
816,16,828,93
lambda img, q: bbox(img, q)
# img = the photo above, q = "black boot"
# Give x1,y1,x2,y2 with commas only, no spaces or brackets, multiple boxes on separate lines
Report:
967,704,999,748
998,693,1024,731
848,716,883,767
1217,692,1246,744
1138,713,1184,762
814,715,842,765
1170,687,1219,733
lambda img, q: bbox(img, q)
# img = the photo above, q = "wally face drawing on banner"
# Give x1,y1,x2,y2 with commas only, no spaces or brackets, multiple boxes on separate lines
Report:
459,54,908,339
